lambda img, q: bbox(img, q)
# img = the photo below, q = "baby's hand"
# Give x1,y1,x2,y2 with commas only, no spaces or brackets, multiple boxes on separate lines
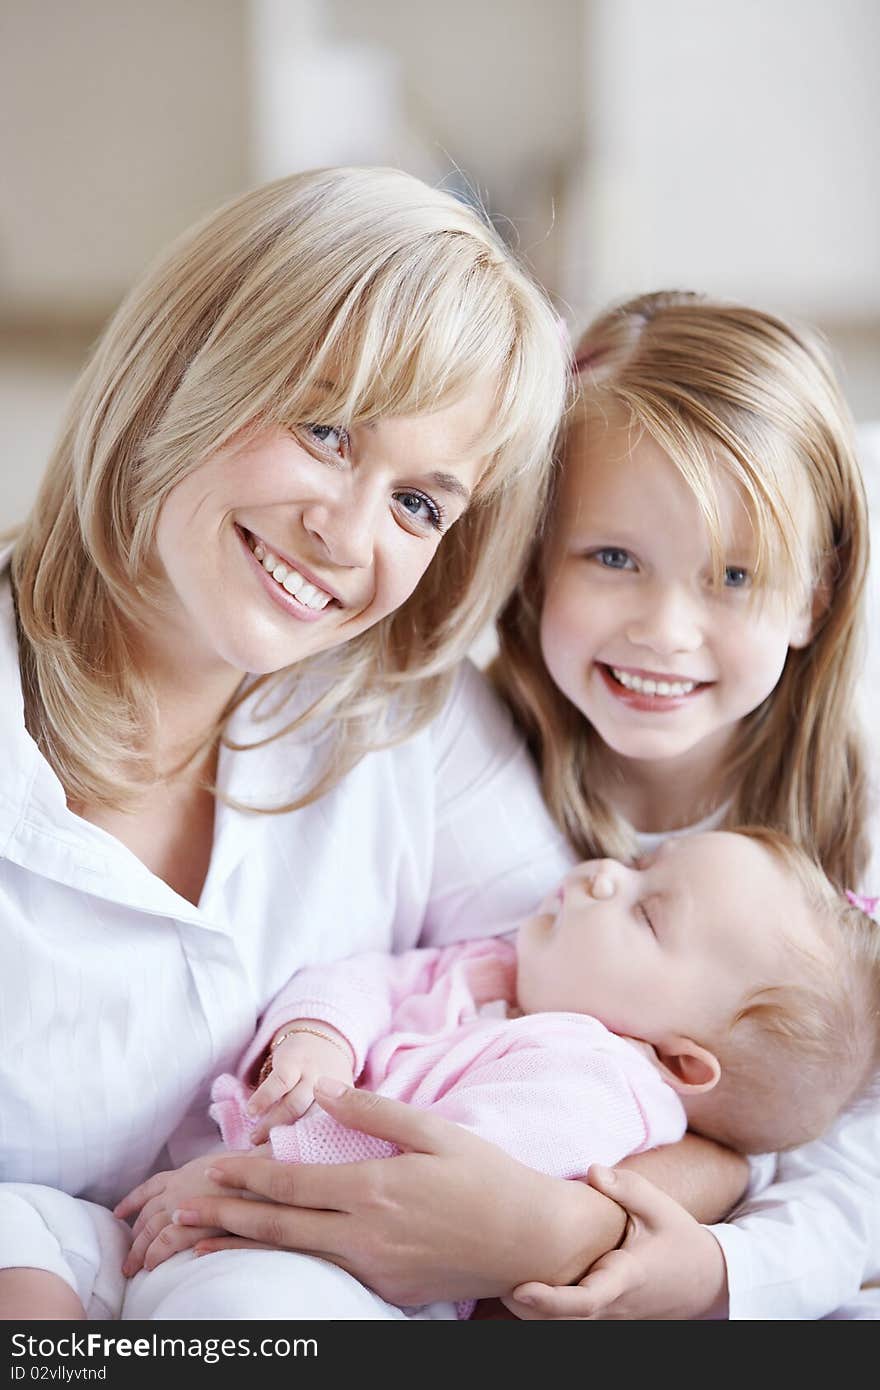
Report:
247,1021,355,1142
115,1156,241,1276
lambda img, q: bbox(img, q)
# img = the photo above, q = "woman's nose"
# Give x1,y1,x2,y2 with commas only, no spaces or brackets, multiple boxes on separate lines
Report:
625,583,702,656
302,477,382,569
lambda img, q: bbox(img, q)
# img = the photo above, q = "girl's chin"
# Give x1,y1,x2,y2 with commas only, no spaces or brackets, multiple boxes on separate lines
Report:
590,723,707,764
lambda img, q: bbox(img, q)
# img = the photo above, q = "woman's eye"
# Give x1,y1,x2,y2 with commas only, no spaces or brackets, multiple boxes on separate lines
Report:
593,547,636,571
304,424,349,455
723,565,751,589
394,490,446,533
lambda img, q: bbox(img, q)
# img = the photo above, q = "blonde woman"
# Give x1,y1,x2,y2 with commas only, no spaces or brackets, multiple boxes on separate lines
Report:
0,165,560,1320
0,183,743,1323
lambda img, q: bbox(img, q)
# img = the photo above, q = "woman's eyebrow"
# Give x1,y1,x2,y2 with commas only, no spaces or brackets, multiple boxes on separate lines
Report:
425,472,472,504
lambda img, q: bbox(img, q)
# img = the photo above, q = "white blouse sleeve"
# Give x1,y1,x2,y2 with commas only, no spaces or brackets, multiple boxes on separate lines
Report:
421,662,577,948
709,1102,880,1319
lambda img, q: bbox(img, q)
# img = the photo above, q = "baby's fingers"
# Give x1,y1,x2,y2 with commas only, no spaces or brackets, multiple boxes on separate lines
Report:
113,1171,169,1220
247,1066,301,1118
123,1207,176,1277
129,1194,171,1243
142,1221,221,1272
250,1081,316,1141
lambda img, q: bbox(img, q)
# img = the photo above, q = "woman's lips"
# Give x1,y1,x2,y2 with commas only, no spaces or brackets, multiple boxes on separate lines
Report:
236,525,335,625
240,527,343,606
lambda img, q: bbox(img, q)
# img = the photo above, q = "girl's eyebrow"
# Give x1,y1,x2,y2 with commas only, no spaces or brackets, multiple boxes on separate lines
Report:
569,521,645,544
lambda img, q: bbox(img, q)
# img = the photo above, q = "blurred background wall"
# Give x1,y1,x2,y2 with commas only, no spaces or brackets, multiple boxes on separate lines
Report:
2,0,879,527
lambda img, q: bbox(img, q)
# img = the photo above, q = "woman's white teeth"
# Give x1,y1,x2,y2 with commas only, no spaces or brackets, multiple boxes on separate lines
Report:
253,541,332,610
611,668,696,697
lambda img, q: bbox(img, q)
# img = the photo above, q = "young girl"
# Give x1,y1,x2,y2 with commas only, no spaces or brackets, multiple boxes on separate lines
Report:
116,828,880,1328
489,290,879,1319
162,290,875,1321
0,165,586,1320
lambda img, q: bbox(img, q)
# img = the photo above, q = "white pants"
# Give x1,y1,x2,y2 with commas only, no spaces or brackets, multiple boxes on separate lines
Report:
0,1184,130,1319
122,1249,457,1321
0,1182,455,1320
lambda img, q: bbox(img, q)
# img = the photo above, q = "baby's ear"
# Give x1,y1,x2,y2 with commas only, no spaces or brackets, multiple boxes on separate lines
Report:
651,1037,721,1095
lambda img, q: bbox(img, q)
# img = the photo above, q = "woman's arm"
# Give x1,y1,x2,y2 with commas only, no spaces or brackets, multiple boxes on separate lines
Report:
172,1082,629,1304
620,1132,749,1222
503,1136,748,1320
510,1108,878,1320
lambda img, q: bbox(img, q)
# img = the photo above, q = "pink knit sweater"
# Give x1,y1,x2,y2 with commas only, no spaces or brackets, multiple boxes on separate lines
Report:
210,938,684,1314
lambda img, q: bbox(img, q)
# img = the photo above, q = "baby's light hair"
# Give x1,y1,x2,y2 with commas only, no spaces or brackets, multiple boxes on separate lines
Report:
10,167,569,810
686,827,880,1154
496,290,870,888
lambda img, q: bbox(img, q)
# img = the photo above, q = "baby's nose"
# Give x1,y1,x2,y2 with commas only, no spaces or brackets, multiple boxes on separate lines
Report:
579,860,618,900
590,870,616,900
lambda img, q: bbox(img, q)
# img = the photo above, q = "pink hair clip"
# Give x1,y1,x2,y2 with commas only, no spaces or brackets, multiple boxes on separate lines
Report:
846,890,879,916
572,345,611,376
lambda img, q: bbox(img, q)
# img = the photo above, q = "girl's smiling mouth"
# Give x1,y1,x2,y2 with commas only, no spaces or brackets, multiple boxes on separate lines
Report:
598,663,712,709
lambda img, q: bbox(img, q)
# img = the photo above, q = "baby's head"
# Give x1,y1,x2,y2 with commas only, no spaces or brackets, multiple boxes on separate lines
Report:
515,829,880,1153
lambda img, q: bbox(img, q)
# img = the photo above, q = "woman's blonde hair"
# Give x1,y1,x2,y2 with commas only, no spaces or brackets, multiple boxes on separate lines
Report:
496,290,870,888
11,167,568,809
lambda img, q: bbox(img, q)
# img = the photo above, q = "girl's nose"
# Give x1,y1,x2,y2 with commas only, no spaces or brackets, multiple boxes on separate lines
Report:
625,584,702,656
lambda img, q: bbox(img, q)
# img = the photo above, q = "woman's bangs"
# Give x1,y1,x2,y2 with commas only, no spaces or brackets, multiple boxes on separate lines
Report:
268,257,560,497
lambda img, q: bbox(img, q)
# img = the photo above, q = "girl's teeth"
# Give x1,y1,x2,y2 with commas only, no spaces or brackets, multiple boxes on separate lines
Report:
251,537,332,611
611,668,696,697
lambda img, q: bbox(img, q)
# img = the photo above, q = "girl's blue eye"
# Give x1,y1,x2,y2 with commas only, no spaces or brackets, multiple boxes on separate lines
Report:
723,565,750,589
594,547,635,571
395,490,446,533
305,424,349,454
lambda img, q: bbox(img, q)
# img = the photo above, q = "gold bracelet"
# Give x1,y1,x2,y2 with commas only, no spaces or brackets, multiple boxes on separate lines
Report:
257,1024,352,1086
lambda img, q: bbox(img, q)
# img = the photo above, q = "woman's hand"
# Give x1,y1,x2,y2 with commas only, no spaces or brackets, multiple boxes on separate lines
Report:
114,1154,262,1276
503,1165,730,1320
169,1080,627,1306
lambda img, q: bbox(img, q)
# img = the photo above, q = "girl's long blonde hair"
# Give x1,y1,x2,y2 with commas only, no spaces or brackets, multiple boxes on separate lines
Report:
11,167,569,811
495,291,870,889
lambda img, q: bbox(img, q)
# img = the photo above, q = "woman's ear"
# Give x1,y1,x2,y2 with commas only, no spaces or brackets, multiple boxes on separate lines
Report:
651,1037,721,1095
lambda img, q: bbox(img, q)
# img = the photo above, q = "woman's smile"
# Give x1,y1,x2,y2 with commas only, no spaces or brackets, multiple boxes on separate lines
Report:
237,524,341,624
